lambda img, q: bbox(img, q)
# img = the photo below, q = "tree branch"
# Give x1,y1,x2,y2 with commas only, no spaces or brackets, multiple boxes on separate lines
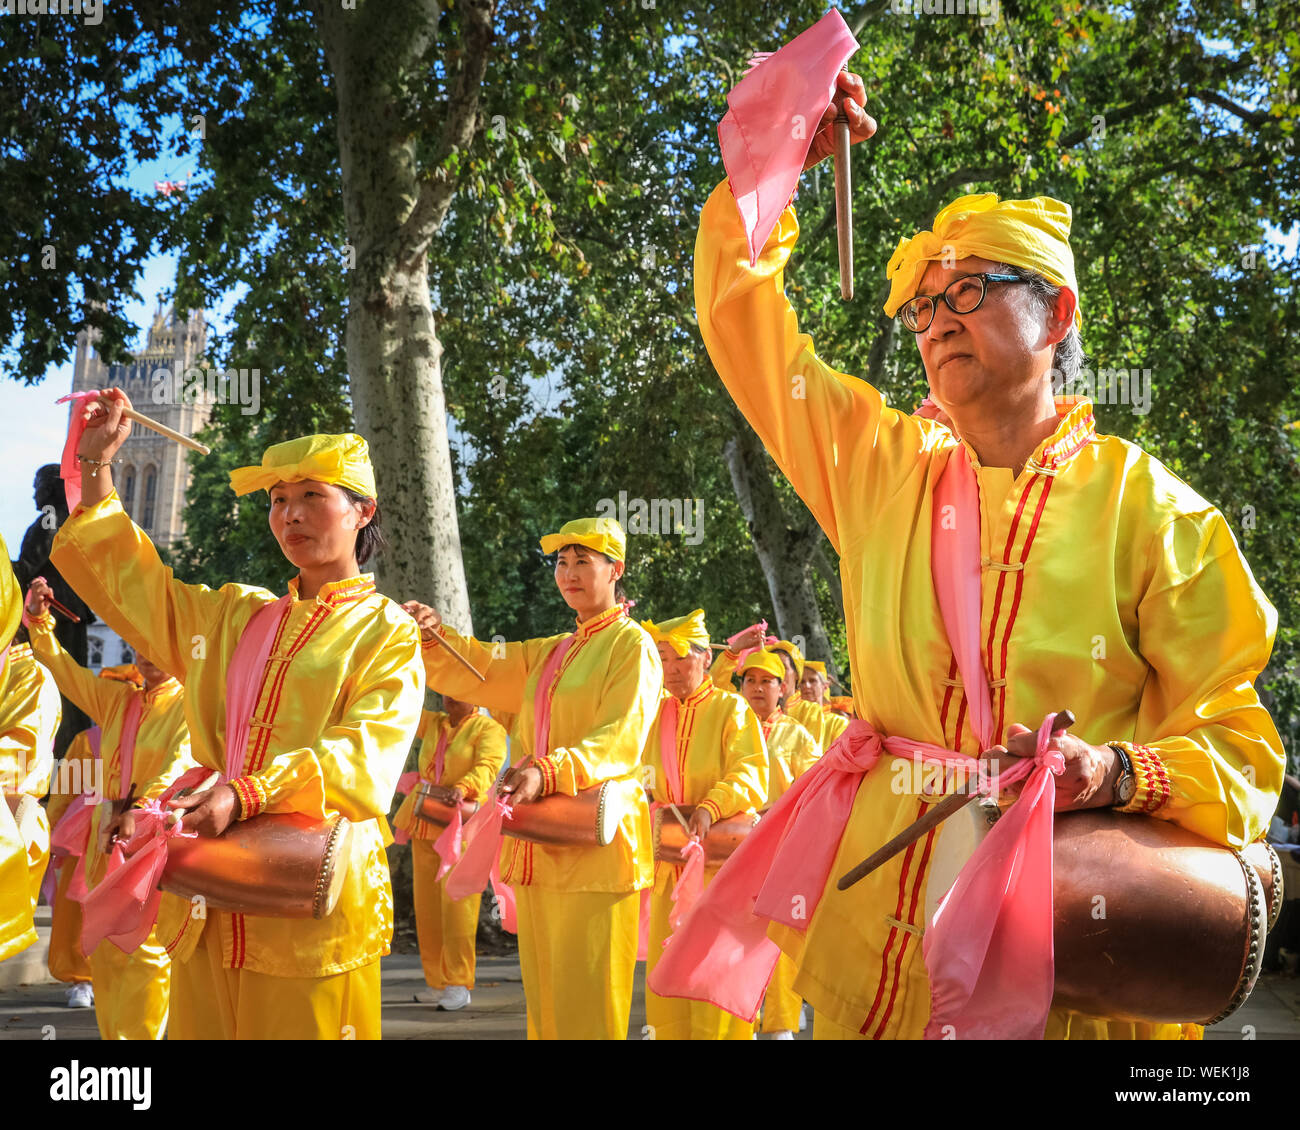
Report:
396,0,495,266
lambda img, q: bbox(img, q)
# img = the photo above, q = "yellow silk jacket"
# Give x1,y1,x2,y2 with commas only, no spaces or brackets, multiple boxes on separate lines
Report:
0,644,60,960
422,603,663,893
392,709,508,840
29,613,195,887
760,711,822,807
697,179,1284,1038
51,491,425,978
642,678,769,893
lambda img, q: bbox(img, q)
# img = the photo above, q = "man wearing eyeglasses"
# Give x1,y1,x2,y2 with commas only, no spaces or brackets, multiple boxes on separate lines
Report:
676,70,1283,1040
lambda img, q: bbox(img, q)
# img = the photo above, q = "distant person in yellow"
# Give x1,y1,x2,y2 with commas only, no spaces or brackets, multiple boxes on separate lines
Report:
52,398,424,1040
680,70,1284,1039
392,693,506,1011
405,516,662,1039
799,661,849,748
0,546,60,966
713,627,831,747
27,579,191,1040
640,609,767,1040
43,665,145,1010
736,650,820,1039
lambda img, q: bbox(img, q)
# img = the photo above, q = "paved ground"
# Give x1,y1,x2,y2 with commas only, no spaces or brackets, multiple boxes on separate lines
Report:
1,947,1294,1040
1,904,1293,1039
0,950,818,1040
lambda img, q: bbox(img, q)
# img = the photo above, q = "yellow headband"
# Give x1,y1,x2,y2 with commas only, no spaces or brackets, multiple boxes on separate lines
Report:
229,433,377,500
642,609,710,658
539,517,627,564
739,651,786,681
884,193,1081,330
0,536,19,649
768,639,805,681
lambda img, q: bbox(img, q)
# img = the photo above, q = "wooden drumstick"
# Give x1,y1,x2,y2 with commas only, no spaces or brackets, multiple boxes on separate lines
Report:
836,709,1076,891
833,64,854,301
668,803,693,836
121,407,211,455
48,595,82,623
424,633,486,682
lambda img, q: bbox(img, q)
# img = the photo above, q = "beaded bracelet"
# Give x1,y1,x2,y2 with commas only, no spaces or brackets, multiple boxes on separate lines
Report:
75,453,122,478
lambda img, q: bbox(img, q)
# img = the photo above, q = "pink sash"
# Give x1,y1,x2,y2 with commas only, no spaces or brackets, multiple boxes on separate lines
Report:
444,630,585,930
55,390,104,512
77,594,289,954
649,445,1064,1037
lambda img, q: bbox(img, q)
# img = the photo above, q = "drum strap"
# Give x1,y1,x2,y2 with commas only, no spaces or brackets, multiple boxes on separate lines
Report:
223,594,292,782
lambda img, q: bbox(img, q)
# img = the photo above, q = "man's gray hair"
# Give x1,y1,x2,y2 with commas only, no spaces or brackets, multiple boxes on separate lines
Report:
998,263,1083,389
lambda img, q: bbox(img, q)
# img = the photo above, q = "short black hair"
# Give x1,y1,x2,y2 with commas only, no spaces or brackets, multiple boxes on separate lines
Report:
338,486,385,567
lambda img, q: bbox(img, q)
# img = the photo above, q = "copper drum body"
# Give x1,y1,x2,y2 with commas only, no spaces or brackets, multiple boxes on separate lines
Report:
1051,810,1279,1025
412,781,480,830
503,778,640,848
653,804,757,865
161,812,353,919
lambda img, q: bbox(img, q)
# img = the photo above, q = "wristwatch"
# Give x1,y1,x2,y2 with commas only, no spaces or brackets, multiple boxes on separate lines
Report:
1107,743,1136,808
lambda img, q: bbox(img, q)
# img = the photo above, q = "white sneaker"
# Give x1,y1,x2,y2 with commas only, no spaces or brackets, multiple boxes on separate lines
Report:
413,986,445,1005
798,1004,808,1032
66,983,94,1009
770,1029,794,1040
438,985,471,1011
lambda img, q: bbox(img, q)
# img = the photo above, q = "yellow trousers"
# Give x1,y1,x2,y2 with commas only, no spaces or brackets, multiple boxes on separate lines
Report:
645,887,754,1040
412,838,480,989
760,953,803,1034
169,927,382,1040
47,859,92,983
515,885,639,1040
89,929,170,1040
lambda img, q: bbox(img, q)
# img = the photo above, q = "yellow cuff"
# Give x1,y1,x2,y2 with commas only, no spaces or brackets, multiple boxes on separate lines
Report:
1110,741,1172,815
228,775,267,821
698,797,724,824
533,756,561,797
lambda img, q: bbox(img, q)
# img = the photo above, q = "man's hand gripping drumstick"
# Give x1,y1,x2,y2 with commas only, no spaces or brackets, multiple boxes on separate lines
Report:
838,709,1129,890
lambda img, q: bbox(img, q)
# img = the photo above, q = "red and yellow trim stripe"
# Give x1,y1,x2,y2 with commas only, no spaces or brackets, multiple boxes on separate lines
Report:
1114,741,1172,815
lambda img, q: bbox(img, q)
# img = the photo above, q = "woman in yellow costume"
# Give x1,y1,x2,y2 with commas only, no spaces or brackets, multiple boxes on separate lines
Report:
0,543,60,966
392,692,506,1010
713,628,831,748
51,390,424,1040
404,516,662,1040
44,664,142,1008
799,661,849,748
640,609,767,1040
658,71,1283,1040
736,650,820,1039
27,579,192,1039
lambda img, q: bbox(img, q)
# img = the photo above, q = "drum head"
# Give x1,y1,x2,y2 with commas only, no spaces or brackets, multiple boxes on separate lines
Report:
316,818,354,918
596,782,618,847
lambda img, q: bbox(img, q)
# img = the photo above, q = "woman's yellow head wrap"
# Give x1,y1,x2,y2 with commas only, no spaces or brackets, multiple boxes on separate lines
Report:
884,193,1081,330
642,609,710,658
539,517,627,564
739,650,786,681
229,434,377,500
803,660,828,681
0,536,20,649
769,639,805,681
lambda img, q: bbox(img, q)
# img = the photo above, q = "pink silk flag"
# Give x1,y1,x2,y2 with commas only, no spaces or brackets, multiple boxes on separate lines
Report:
718,9,859,265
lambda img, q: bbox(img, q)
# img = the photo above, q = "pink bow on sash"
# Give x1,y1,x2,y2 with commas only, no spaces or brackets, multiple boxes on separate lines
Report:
76,594,289,954
717,9,860,265
445,633,581,932
919,446,1063,1039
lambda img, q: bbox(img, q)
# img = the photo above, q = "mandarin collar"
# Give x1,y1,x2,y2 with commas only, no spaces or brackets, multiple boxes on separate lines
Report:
286,573,377,609
958,396,1097,478
574,603,626,638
